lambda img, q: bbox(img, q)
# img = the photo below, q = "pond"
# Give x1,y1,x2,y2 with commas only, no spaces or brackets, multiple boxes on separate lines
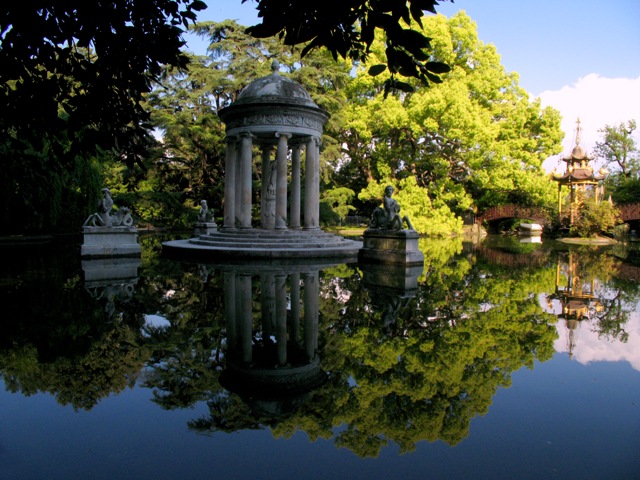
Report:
1,234,639,480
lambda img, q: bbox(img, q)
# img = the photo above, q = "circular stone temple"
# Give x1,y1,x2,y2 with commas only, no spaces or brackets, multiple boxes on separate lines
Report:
164,61,362,260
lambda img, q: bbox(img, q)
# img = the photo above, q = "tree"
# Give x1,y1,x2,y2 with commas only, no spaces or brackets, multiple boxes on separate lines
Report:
244,0,452,91
337,13,563,234
594,120,640,178
0,1,206,232
595,120,640,204
143,20,355,223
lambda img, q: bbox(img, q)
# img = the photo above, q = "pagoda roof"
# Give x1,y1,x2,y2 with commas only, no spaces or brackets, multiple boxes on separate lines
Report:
551,166,608,184
562,144,594,162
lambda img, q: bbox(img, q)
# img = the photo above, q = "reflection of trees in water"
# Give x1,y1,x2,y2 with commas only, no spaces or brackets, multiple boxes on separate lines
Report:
0,249,148,410
311,251,558,456
141,242,560,458
3,237,636,456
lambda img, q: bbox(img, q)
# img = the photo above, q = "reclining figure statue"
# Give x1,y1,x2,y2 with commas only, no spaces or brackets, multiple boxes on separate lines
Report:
368,185,415,231
83,188,133,227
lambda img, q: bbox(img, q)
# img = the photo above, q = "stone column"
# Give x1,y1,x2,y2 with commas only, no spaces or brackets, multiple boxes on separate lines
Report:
235,139,243,227
275,132,291,229
290,145,302,229
275,274,288,366
304,136,320,229
303,271,319,361
223,137,237,229
260,146,275,229
239,133,253,229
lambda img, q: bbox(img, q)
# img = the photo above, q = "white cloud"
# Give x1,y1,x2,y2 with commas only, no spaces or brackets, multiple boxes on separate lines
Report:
538,74,640,172
553,313,640,372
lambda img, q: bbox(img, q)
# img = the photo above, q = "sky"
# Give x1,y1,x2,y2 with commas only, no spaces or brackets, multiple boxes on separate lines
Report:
185,0,640,171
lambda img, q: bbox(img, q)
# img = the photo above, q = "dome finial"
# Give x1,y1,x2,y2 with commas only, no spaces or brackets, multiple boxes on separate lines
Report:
271,59,280,74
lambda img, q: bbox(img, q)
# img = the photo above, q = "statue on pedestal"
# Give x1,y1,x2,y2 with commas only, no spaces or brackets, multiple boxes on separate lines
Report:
80,187,140,258
197,200,213,223
194,199,218,235
368,186,415,231
82,188,134,227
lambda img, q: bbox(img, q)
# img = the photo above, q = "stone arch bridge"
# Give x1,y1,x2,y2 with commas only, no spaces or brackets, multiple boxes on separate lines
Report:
475,205,553,228
475,202,640,227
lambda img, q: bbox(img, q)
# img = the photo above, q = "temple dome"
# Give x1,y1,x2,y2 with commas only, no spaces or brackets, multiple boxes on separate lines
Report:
218,60,329,141
236,74,313,105
234,62,318,108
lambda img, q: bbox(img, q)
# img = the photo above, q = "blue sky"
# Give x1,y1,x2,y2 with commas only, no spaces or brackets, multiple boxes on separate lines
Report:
186,0,640,170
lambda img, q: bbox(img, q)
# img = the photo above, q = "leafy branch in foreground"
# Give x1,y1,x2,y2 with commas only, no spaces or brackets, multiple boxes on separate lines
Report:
243,0,452,91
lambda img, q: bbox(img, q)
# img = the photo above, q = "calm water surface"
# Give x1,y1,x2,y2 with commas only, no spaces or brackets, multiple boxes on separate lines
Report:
1,234,639,480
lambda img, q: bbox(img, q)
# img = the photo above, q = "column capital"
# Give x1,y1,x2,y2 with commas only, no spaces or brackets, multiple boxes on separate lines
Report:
275,131,292,139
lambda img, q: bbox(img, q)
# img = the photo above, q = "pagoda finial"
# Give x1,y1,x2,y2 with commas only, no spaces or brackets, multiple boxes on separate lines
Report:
575,118,582,146
271,59,280,74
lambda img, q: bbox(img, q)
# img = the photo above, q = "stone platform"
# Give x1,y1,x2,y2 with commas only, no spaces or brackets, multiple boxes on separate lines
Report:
81,226,141,258
358,229,424,266
163,228,362,260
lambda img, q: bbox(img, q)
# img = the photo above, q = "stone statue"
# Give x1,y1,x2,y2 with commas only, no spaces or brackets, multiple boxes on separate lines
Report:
368,185,415,231
83,188,115,227
111,206,134,226
197,199,213,223
83,188,134,227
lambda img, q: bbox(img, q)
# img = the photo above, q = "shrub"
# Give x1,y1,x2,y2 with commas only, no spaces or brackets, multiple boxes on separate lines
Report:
570,198,621,238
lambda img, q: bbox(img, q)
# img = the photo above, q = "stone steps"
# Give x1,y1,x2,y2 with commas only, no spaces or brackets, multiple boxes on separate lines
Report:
163,228,362,260
190,229,352,249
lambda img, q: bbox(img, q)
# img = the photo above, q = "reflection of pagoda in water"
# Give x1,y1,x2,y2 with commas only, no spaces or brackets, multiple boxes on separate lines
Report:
547,252,604,356
551,119,609,226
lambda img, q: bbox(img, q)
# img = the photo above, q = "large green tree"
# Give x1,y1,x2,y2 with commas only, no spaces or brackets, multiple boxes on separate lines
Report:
337,12,563,235
0,0,206,233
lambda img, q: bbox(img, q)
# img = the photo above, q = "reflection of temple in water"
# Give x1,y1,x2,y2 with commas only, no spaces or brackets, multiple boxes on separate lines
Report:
220,263,330,403
546,252,604,356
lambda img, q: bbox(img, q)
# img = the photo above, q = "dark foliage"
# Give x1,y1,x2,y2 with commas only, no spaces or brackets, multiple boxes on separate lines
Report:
0,1,206,233
244,0,452,92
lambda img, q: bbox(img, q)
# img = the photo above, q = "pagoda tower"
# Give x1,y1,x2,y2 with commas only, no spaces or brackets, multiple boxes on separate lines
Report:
551,119,609,225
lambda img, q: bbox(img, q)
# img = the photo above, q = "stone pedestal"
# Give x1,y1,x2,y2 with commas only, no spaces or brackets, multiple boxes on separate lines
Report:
358,229,424,266
81,226,141,258
194,222,218,236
